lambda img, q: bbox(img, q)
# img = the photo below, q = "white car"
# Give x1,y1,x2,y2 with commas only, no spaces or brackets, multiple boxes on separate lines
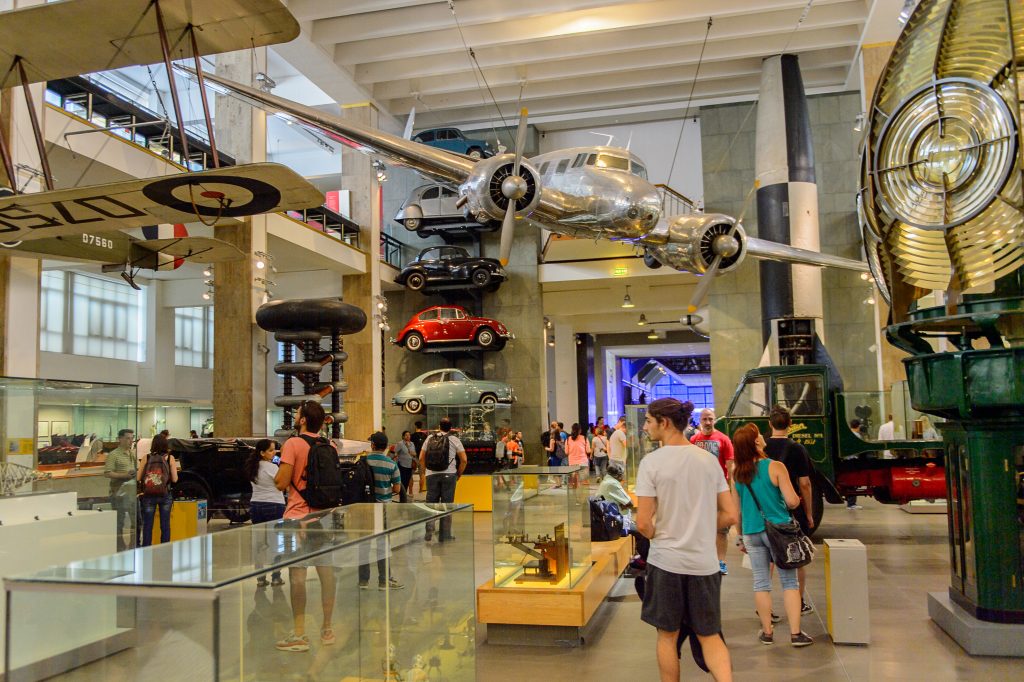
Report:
394,183,464,232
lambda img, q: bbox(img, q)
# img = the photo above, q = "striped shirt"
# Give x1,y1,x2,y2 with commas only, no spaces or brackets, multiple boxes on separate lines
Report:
365,452,401,502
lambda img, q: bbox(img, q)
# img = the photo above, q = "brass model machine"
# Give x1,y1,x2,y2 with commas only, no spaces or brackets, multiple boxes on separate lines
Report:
505,523,569,584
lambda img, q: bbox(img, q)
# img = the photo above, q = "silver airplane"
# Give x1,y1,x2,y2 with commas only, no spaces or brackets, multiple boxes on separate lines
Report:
184,68,867,311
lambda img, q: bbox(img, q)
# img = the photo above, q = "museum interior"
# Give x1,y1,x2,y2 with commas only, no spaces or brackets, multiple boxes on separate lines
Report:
0,0,1021,679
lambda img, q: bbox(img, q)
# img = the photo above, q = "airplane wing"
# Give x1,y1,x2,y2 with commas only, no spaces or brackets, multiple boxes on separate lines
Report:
0,163,323,243
181,67,476,185
744,237,868,272
135,237,243,264
0,0,298,88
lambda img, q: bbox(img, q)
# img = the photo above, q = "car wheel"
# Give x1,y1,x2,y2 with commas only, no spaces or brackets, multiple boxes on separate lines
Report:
480,393,497,406
405,332,425,352
404,398,424,414
471,268,492,287
467,147,483,160
223,499,251,524
406,272,426,291
476,327,496,348
404,217,421,231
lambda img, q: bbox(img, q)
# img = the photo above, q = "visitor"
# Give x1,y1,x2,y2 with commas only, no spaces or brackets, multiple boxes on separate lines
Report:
690,408,735,574
189,430,199,439
565,423,591,482
506,430,522,467
608,417,629,481
104,428,136,551
361,432,403,590
636,398,736,682
419,417,467,542
546,421,566,467
592,425,610,479
878,414,896,458
137,433,178,547
246,438,285,588
846,420,865,509
731,422,812,647
273,402,338,652
600,461,649,559
764,405,815,615
394,430,417,502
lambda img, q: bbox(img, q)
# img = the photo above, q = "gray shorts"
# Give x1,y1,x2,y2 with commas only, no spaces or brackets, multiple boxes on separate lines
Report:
641,564,722,635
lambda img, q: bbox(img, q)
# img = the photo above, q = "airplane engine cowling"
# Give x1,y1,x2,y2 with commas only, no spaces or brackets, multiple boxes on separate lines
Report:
460,154,541,224
645,214,746,275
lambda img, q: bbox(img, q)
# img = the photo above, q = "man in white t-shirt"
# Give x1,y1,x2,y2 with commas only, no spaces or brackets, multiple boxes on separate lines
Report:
877,414,896,458
636,398,737,682
609,416,629,473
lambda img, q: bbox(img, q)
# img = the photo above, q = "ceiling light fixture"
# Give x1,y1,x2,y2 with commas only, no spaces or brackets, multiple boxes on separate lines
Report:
621,285,635,309
647,331,658,340
637,313,647,326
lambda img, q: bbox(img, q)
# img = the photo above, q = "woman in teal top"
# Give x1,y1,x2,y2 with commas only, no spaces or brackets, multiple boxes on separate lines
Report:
731,423,812,647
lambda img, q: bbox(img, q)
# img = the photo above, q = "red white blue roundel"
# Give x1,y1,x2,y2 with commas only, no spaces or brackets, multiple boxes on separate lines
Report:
142,223,188,268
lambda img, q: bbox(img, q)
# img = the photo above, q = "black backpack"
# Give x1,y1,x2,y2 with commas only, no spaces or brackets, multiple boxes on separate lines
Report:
298,435,344,509
424,433,452,472
589,497,625,542
339,457,376,505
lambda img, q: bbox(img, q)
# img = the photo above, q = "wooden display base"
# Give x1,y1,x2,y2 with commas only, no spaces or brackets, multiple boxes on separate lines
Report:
477,536,632,646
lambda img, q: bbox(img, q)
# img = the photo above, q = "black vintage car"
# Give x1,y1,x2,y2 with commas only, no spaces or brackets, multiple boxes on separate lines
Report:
170,438,263,523
395,246,507,293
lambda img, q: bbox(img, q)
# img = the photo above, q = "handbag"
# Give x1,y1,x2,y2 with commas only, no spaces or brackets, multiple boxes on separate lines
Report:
745,474,814,570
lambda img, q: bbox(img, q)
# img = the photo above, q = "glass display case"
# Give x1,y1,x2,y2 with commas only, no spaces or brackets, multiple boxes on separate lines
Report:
624,404,656,484
4,503,475,682
491,466,591,589
426,403,513,473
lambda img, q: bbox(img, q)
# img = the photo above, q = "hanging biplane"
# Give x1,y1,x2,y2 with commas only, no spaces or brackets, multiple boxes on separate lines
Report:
0,0,323,282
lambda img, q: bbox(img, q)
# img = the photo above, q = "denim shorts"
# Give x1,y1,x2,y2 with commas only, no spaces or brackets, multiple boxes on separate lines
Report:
743,531,799,592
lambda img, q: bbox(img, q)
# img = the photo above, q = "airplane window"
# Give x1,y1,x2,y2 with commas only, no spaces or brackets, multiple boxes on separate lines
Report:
556,159,570,174
422,187,440,200
594,154,630,171
572,154,586,168
586,154,597,165
419,309,439,320
539,162,550,175
417,131,435,142
440,308,458,319
422,372,444,384
631,162,648,179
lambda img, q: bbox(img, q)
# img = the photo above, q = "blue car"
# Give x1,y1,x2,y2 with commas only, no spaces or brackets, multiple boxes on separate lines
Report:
413,127,494,159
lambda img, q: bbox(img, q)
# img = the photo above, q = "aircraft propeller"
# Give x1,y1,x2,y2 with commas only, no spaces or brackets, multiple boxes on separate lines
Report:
685,184,755,314
498,107,529,267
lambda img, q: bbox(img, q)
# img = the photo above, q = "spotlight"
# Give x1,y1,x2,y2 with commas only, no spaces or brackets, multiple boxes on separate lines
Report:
254,251,273,271
647,331,658,340
860,272,870,281
202,291,212,301
621,285,635,309
203,267,212,277
546,335,555,347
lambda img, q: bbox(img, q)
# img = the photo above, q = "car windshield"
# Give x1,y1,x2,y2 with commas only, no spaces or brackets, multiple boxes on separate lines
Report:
417,248,443,261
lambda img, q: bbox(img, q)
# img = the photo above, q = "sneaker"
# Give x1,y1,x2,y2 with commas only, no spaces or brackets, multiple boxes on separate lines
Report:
271,575,285,587
847,504,863,510
791,631,814,647
358,581,370,590
379,578,405,590
256,577,269,588
758,630,774,645
755,610,782,624
801,601,814,615
275,633,310,652
320,628,336,646
719,561,728,575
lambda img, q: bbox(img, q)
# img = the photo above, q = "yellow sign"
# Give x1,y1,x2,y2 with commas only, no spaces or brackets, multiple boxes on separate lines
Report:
6,438,34,455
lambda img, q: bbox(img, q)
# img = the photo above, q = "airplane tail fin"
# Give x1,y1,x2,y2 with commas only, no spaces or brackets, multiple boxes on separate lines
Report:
403,107,416,140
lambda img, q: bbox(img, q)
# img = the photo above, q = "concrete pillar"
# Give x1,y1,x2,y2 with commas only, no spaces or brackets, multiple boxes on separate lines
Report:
860,42,907,391
340,103,382,438
212,50,269,437
551,319,578,427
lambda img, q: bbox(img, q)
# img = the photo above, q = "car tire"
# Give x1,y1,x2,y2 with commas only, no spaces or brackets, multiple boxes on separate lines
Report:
404,398,424,414
173,478,211,504
406,271,426,291
475,327,496,348
404,217,421,231
471,268,492,287
405,332,425,352
479,393,498,406
223,498,252,525
467,147,483,160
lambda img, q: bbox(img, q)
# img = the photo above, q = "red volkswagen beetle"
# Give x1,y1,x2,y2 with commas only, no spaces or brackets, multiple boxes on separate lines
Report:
393,305,513,352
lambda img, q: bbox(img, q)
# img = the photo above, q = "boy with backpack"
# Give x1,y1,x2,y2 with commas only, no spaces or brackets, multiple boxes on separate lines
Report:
273,402,341,652
418,417,467,542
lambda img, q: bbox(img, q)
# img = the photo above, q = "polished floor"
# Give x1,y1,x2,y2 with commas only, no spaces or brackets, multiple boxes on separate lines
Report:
472,497,1023,681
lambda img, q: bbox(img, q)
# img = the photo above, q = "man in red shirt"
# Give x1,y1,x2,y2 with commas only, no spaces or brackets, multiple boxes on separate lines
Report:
690,408,735,575
273,402,338,652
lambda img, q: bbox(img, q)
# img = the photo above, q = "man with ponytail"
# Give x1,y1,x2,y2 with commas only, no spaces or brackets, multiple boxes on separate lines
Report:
636,398,737,682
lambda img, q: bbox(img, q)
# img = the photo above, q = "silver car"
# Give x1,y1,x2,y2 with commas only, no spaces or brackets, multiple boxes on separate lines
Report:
394,183,463,232
392,368,515,414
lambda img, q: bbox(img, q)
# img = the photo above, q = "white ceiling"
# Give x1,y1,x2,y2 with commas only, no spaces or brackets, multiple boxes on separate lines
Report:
284,0,904,130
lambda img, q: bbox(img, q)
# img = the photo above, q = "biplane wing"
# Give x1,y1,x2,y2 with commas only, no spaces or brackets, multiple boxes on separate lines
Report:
0,0,298,88
134,236,243,264
0,162,323,243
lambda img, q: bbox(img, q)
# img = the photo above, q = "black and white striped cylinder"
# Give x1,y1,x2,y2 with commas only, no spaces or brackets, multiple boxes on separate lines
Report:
754,54,822,348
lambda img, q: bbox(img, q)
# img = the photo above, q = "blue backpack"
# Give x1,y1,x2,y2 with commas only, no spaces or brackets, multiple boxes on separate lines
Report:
589,497,625,541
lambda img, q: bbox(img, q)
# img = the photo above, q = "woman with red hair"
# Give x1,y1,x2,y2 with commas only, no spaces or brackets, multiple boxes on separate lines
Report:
731,423,812,647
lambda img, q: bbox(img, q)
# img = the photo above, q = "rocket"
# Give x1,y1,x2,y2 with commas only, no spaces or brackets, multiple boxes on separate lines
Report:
754,54,823,357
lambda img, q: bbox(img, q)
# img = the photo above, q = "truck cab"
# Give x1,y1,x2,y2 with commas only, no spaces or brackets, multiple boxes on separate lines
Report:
717,364,944,532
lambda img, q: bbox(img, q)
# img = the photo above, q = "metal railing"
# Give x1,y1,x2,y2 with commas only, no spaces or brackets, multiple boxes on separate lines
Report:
285,206,361,250
655,184,700,216
380,232,414,269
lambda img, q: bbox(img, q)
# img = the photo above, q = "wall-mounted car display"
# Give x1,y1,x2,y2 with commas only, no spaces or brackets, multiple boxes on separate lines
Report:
393,305,513,352
395,245,507,293
394,183,500,237
392,368,515,414
413,127,494,159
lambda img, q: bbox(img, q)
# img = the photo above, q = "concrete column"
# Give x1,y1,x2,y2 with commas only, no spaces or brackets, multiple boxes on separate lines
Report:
340,103,382,438
860,42,907,391
551,319,578,427
212,50,269,437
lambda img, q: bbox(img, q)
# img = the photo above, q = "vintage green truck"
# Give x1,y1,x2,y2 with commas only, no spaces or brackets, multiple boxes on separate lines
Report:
716,364,944,531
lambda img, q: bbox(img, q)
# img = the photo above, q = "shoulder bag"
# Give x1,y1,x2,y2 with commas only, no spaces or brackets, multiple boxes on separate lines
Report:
745,472,814,569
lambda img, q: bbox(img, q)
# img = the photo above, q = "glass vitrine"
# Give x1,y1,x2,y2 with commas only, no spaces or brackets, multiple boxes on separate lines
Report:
425,403,513,473
491,466,591,589
4,503,475,682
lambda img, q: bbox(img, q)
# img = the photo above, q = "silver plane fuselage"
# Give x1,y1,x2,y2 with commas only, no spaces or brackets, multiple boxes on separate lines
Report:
525,146,662,240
